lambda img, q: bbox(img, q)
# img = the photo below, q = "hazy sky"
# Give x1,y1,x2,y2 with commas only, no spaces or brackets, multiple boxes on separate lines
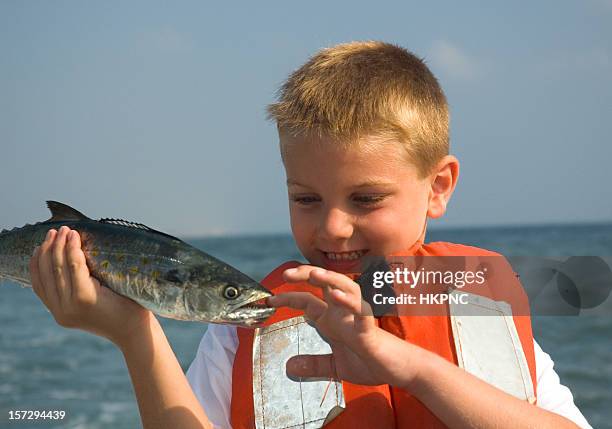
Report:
2,1,611,237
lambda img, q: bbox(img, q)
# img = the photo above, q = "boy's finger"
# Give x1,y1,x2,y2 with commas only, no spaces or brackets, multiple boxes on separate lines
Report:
282,266,368,317
308,269,362,298
357,298,375,318
38,229,60,309
52,226,73,303
326,285,375,320
286,354,338,380
65,230,95,303
282,265,318,282
285,266,361,297
311,272,372,317
267,292,327,320
29,246,47,303
328,288,363,315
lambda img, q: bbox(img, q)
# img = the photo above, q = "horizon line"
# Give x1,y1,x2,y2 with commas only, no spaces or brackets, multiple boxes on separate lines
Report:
179,219,612,240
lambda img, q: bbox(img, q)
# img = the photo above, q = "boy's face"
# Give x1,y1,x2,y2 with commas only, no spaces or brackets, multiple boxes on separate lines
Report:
282,133,436,273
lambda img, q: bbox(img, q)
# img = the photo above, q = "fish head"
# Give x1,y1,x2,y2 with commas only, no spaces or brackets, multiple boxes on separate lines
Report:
182,265,275,327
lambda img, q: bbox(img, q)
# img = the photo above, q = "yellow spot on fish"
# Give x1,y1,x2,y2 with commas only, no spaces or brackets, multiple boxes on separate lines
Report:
91,249,99,257
101,260,110,270
129,266,139,274
116,254,125,262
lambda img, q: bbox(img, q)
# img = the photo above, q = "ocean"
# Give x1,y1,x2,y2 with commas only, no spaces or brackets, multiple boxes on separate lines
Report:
1,224,610,428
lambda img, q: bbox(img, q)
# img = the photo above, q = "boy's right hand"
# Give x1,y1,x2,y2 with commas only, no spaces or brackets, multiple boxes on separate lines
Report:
30,226,153,349
268,266,427,390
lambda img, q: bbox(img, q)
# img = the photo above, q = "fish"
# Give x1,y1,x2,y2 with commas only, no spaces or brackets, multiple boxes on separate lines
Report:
0,201,275,327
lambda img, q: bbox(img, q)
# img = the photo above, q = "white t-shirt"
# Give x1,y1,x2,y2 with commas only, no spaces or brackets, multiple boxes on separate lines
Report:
186,324,592,429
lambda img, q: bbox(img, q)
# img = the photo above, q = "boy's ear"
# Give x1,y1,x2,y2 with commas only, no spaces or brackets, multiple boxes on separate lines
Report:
427,155,460,219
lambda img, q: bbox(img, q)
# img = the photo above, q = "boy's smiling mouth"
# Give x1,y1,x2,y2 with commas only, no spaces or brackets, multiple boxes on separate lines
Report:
323,250,368,261
319,249,369,272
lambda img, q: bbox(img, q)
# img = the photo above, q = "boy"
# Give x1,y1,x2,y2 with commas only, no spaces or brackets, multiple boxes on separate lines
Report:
30,41,591,428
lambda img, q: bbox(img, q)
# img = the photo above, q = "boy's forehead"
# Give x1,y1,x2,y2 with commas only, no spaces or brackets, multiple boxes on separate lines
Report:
286,176,400,190
280,132,409,163
281,133,422,185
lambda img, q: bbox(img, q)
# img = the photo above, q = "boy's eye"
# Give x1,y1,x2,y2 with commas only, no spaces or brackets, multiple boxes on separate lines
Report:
290,195,321,205
352,194,388,206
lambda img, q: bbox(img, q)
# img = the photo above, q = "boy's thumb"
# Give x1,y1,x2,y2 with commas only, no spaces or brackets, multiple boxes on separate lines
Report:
286,354,338,381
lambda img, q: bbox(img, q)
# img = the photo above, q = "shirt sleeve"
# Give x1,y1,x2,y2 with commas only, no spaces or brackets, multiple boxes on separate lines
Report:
534,339,592,428
186,324,238,429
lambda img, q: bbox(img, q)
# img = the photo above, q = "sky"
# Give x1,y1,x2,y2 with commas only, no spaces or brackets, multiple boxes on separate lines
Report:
1,1,611,237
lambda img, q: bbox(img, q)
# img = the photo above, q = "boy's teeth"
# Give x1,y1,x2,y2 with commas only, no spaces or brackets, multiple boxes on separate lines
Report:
326,251,365,261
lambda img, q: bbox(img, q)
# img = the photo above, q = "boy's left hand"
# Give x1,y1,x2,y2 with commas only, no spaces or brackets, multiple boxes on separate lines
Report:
267,266,424,389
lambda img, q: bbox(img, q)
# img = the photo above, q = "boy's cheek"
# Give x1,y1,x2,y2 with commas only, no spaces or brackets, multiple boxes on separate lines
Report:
289,218,314,252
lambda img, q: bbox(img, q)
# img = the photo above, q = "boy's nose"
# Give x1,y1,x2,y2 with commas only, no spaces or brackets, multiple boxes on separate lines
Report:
319,207,354,240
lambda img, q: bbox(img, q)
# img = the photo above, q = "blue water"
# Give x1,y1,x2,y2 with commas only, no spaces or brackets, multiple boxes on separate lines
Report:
0,224,610,428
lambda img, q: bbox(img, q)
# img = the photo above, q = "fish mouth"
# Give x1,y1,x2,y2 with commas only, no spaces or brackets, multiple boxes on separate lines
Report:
224,290,276,327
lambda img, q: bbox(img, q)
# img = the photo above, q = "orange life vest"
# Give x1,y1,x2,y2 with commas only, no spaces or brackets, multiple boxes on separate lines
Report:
230,242,537,428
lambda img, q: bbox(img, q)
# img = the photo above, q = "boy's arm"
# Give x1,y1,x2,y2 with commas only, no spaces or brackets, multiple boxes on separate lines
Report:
410,345,583,429
118,314,213,429
271,266,585,429
30,227,212,429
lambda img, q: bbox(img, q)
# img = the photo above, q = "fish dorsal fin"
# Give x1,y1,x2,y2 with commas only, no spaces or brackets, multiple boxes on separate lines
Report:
46,201,91,221
98,218,182,242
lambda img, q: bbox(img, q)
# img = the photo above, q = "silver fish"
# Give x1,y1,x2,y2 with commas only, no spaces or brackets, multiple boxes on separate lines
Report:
0,201,275,327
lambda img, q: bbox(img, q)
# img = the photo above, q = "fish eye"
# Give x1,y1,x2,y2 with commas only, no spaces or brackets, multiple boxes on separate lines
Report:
223,285,240,300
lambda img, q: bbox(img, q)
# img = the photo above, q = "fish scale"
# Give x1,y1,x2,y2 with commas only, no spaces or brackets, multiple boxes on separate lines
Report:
0,201,275,327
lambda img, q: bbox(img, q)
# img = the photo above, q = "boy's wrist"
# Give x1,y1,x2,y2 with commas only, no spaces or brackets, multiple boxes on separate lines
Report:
403,346,450,397
113,311,161,352
364,329,433,392
397,342,440,394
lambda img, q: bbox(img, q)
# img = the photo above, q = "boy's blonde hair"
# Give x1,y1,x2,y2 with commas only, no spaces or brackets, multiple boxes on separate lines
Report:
267,41,449,178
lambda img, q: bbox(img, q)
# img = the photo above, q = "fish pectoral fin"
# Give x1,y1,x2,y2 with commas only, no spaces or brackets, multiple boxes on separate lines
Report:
46,201,91,222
